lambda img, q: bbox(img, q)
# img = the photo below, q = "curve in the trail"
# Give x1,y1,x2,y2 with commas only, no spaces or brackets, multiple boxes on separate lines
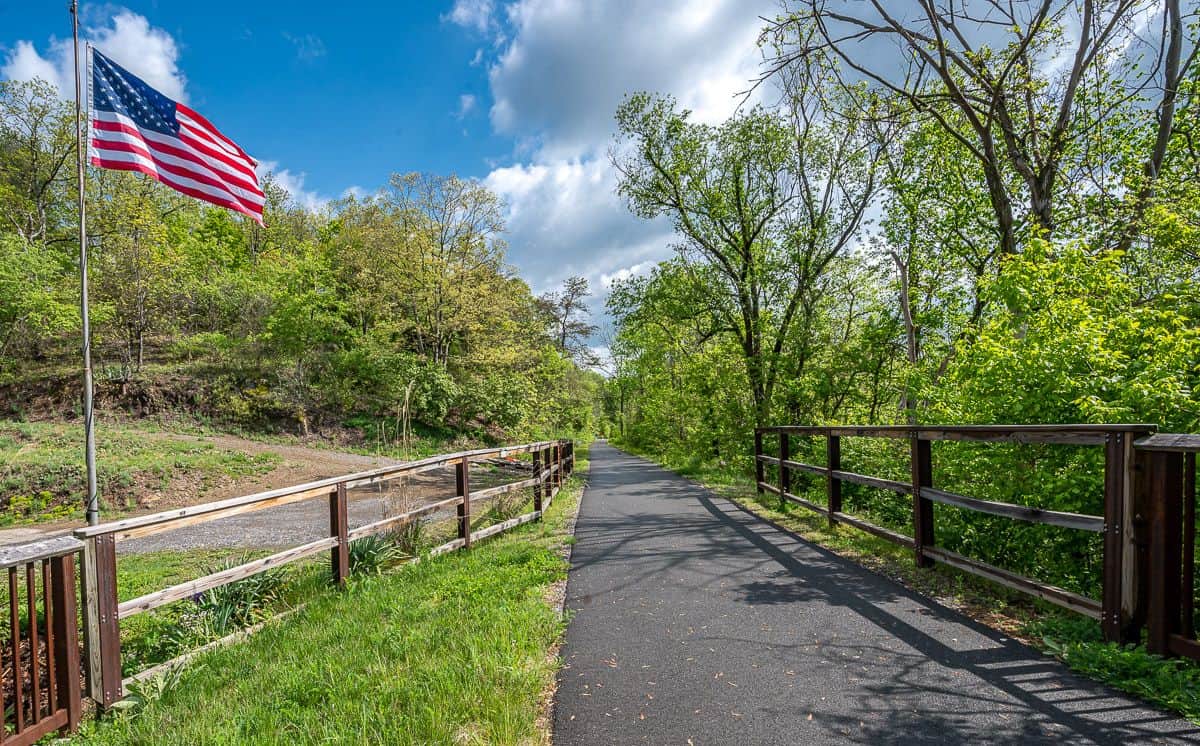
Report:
553,442,1198,745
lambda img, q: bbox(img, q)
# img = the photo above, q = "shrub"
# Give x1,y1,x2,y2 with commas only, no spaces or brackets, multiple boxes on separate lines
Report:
348,533,406,576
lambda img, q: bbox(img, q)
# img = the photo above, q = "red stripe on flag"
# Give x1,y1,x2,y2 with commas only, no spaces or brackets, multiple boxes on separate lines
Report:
92,138,264,212
91,119,262,197
91,120,263,197
175,127,259,182
90,154,264,224
176,103,254,162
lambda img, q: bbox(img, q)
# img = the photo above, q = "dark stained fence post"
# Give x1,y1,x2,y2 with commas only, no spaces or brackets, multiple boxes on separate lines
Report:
50,553,82,732
779,433,790,509
1103,431,1145,643
754,430,765,494
330,484,349,587
910,436,934,568
457,456,472,548
556,443,564,491
1147,450,1184,655
827,434,841,527
89,534,121,708
533,448,544,514
1184,453,1196,640
9,566,23,733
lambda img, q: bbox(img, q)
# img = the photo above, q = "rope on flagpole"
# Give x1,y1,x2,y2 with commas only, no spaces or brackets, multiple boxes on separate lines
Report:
71,1,100,526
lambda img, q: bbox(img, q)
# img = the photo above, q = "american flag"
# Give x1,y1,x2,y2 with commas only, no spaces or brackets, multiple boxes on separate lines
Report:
89,48,265,224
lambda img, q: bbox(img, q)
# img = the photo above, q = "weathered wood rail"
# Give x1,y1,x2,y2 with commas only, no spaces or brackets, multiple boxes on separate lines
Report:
755,424,1200,654
0,439,574,738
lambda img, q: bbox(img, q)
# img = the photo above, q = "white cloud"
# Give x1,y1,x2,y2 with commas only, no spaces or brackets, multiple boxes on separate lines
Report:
445,0,496,34
2,10,187,102
487,0,770,160
484,157,673,297
470,0,776,332
2,41,62,92
599,261,653,290
257,161,329,212
457,93,477,119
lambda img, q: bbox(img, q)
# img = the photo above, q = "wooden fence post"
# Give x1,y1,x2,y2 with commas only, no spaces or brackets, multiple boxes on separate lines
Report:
754,430,765,494
542,446,552,506
50,553,82,731
827,434,841,527
778,433,790,509
533,448,544,514
457,456,472,548
82,534,121,708
1146,450,1184,655
556,443,564,491
1185,453,1196,641
330,484,349,587
910,436,934,568
1103,430,1145,643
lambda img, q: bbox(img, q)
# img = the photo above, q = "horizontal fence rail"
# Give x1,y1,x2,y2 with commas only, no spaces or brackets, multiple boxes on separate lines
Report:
57,438,575,714
755,424,1160,641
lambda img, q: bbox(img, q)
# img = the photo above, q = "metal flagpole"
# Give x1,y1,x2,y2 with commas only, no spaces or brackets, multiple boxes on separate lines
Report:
71,1,100,526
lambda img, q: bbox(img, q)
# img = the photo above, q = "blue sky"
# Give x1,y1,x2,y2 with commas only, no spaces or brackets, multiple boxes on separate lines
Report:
2,2,507,198
1,0,777,343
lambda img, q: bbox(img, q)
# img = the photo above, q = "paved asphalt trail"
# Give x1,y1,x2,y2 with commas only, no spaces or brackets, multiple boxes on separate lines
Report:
553,443,1199,745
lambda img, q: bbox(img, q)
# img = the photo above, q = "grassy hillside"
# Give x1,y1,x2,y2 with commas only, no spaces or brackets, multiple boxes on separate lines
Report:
0,420,279,525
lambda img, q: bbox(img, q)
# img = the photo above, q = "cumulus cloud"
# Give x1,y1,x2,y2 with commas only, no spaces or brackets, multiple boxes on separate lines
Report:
2,10,187,101
470,0,776,331
2,41,61,91
487,0,771,159
484,157,672,297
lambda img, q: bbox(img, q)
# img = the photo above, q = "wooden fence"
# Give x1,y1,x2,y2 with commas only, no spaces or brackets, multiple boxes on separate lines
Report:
1136,434,1200,660
0,438,574,738
0,537,82,746
754,424,1200,655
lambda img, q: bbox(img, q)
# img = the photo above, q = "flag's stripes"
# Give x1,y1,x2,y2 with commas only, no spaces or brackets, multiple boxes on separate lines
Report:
92,151,262,218
92,113,263,199
177,104,250,160
89,48,264,224
91,137,262,212
90,134,265,213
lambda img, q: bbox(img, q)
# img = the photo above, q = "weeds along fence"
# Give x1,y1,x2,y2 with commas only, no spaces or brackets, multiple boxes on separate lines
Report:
754,424,1200,659
0,439,574,740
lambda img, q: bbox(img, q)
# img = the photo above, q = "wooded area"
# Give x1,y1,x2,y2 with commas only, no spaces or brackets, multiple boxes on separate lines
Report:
0,77,601,446
603,1,1199,596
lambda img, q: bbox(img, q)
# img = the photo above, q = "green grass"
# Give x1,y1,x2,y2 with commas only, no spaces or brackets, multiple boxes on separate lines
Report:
614,439,1200,725
115,549,291,675
0,420,279,525
74,449,587,745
